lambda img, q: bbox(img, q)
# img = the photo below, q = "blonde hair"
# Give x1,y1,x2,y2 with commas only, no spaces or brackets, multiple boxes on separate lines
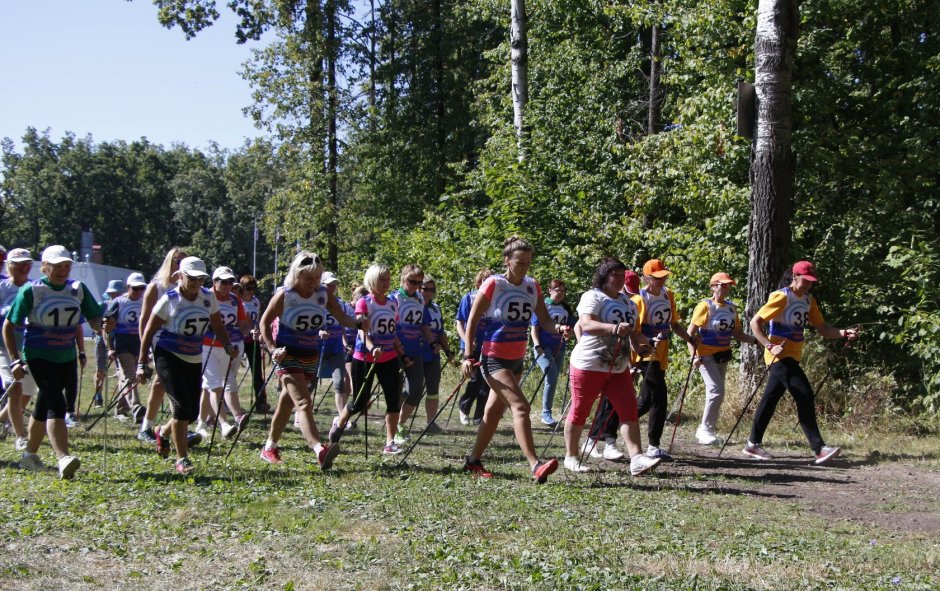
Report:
363,263,390,294
284,251,323,289
154,247,186,288
400,264,424,283
474,268,492,288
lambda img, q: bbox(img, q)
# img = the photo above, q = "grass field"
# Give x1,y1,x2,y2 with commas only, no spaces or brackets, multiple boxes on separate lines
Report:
0,357,937,590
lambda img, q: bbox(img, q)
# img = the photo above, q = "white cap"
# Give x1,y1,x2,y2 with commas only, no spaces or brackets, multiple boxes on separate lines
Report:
7,248,33,263
321,271,339,285
178,257,209,278
126,272,147,287
41,245,73,264
212,266,237,281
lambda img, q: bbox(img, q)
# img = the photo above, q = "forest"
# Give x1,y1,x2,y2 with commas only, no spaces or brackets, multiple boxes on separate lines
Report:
1,0,937,414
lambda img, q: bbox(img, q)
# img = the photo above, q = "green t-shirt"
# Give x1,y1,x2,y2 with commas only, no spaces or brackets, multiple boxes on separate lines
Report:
7,277,103,363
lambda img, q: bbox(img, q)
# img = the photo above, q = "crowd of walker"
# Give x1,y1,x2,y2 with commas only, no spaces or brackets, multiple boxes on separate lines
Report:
0,237,860,481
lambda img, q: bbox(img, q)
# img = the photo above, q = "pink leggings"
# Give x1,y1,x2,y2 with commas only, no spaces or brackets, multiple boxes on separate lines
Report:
567,367,638,426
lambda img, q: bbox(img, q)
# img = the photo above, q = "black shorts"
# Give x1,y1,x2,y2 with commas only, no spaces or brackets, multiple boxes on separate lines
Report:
481,355,524,378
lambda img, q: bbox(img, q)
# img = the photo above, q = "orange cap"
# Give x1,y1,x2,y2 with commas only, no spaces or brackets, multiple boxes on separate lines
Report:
642,259,671,278
710,272,736,286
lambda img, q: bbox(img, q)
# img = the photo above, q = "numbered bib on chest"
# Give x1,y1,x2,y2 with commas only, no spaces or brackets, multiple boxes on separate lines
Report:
243,297,261,325
484,276,537,345
156,289,214,357
25,281,85,349
115,297,142,335
769,289,811,342
277,287,329,350
599,295,636,327
641,290,673,338
368,298,398,347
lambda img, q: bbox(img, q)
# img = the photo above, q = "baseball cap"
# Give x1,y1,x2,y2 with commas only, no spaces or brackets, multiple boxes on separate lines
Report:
710,272,737,286
321,271,339,285
212,266,236,281
7,248,33,263
178,257,209,278
126,272,147,287
41,245,73,264
106,279,125,294
623,270,640,295
792,260,819,282
642,259,671,278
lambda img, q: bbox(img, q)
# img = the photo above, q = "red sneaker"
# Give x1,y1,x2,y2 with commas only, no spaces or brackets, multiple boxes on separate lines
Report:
260,446,283,464
154,427,170,459
462,458,493,478
317,443,340,470
532,458,558,484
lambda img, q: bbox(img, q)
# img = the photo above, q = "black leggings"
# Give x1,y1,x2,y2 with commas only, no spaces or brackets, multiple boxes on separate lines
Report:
636,361,667,447
29,357,77,421
589,397,620,441
244,340,266,401
458,349,489,420
154,347,202,421
749,357,825,452
348,357,401,415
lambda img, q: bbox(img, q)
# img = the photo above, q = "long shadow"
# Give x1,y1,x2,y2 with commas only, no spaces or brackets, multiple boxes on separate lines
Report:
841,450,940,468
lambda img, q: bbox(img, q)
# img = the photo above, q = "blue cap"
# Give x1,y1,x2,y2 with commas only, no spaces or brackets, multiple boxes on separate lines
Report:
105,279,125,295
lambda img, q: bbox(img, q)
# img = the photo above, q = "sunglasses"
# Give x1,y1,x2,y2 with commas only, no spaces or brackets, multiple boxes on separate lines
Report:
422,286,436,292
243,285,256,291
406,278,422,286
131,286,146,292
299,255,321,268
218,279,235,286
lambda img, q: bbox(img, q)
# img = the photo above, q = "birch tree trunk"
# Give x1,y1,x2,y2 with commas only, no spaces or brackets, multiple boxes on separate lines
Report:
742,0,799,389
510,0,528,161
647,24,661,135
325,0,339,270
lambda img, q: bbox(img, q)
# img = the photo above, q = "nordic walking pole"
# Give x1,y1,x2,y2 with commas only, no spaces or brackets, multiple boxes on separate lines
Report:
538,384,574,459
717,343,784,458
667,346,698,454
76,361,85,419
396,370,471,466
84,377,137,432
206,354,235,462
225,365,279,459
527,340,564,411
311,343,331,413
84,357,114,418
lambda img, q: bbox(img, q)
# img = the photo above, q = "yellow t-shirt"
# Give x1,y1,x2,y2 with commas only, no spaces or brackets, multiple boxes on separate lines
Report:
690,298,741,357
631,288,681,369
756,288,824,364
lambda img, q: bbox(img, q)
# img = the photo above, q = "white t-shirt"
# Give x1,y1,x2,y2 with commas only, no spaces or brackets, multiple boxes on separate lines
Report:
569,288,638,373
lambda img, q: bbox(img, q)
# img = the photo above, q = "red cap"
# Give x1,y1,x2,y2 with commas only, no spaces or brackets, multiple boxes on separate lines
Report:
792,260,819,282
642,259,671,278
709,272,736,286
623,270,640,294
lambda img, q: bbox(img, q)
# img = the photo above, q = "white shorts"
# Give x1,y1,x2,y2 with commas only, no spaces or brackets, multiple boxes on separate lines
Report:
201,342,243,393
0,344,38,398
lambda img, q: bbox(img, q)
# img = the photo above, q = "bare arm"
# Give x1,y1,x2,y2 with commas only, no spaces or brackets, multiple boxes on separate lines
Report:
259,289,286,353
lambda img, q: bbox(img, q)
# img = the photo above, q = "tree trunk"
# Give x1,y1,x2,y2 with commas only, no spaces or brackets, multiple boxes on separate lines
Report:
742,0,799,390
647,23,661,135
325,0,339,270
510,0,528,161
433,0,446,197
368,0,376,116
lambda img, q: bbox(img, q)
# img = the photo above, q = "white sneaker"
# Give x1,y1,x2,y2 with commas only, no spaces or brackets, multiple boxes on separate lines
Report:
20,452,43,472
563,456,590,473
602,441,625,461
14,437,28,452
64,413,79,429
221,422,238,439
645,445,674,462
58,455,81,479
630,453,660,476
696,427,720,446
194,423,210,439
582,438,604,459
459,410,471,425
814,446,841,465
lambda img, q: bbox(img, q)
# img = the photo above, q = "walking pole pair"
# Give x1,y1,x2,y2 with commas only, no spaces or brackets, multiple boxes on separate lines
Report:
84,357,114,418
225,365,279,459
84,376,138,432
397,367,473,466
717,343,784,458
666,346,699,454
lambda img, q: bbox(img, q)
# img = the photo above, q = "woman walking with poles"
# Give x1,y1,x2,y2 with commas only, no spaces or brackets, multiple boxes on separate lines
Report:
562,258,659,475
686,272,755,445
104,273,149,423
0,249,39,452
530,279,574,427
633,259,697,462
329,263,405,454
395,264,437,442
239,274,270,413
137,256,237,475
460,237,571,483
742,261,858,464
456,269,491,425
3,246,104,479
258,252,356,467
412,275,450,433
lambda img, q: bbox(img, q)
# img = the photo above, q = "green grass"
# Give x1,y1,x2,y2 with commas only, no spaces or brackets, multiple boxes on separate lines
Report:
0,359,937,590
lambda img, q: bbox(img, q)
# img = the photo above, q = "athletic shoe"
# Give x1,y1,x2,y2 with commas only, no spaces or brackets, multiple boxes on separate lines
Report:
93,393,104,407
582,438,603,460
221,422,238,439
260,446,283,464
154,427,170,459
814,446,841,465
317,443,340,470
58,455,81,479
15,437,28,452
540,412,558,427
64,413,79,429
132,404,146,424
603,441,625,461
424,422,444,435
630,454,660,476
393,427,409,446
235,413,250,434
742,441,772,460
472,418,482,425
137,428,157,444
383,442,403,455
696,427,721,446
187,431,203,447
563,456,590,473
532,458,559,484
462,458,493,478
645,446,674,462
175,457,195,476
194,423,210,440
20,452,43,472
459,410,471,425
328,421,345,445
